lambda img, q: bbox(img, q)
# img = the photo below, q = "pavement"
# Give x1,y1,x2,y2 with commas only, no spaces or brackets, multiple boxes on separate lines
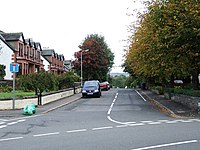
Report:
0,93,82,119
139,89,200,118
0,89,199,119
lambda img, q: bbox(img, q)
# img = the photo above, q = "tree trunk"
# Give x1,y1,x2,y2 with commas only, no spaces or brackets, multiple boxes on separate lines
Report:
192,70,199,90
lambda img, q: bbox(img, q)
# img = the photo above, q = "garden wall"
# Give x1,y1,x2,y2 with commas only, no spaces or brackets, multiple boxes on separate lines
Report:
0,87,81,110
171,94,200,111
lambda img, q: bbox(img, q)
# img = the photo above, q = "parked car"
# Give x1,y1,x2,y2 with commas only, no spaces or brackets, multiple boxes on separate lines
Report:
82,80,101,98
100,81,110,91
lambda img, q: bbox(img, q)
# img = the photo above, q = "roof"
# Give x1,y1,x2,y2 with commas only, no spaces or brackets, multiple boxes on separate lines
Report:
41,49,55,56
0,34,16,52
1,32,24,42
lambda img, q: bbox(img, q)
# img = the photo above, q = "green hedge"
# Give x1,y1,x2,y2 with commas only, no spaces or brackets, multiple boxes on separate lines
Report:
165,88,200,97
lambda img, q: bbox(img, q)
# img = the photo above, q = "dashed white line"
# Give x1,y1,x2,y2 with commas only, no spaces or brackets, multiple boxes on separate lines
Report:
132,140,198,150
92,126,113,131
66,129,87,133
7,122,18,126
0,122,5,125
0,125,7,129
148,122,162,125
33,132,60,137
141,121,153,123
0,137,23,142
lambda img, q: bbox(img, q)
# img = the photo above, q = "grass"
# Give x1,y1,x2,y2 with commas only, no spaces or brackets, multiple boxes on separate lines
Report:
0,91,35,99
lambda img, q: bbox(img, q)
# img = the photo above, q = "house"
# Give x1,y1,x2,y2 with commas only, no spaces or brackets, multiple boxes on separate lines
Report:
0,32,44,76
0,33,16,80
0,30,67,78
41,49,65,74
64,60,72,71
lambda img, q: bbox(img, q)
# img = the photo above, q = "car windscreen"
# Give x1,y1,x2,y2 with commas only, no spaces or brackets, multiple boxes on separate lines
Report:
84,81,98,87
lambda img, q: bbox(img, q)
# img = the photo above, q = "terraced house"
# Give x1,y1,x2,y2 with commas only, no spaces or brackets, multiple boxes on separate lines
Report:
0,30,66,80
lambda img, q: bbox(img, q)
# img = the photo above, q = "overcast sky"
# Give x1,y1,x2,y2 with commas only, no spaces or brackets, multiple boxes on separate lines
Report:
0,0,143,73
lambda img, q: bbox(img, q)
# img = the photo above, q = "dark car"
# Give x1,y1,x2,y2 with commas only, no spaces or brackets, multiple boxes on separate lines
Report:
82,80,101,98
100,81,110,91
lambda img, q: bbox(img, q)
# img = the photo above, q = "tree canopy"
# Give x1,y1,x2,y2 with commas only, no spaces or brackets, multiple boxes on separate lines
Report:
124,0,200,89
72,34,114,81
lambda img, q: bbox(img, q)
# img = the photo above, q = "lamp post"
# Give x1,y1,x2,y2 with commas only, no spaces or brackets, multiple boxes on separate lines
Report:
81,49,89,87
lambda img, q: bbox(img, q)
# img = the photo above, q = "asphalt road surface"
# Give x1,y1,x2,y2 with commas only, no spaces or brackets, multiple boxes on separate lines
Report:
0,88,200,150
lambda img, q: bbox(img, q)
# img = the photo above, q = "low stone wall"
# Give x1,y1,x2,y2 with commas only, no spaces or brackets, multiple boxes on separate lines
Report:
0,87,81,110
171,94,200,111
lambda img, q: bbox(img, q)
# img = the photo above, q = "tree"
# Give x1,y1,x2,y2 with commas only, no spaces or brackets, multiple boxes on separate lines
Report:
125,0,200,89
72,34,114,81
19,71,57,105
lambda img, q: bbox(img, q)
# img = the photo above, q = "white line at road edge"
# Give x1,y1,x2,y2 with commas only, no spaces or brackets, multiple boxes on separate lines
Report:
132,140,198,150
135,90,146,102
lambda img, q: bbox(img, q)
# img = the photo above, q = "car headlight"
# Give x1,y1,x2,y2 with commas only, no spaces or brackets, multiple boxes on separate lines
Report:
82,90,86,93
94,90,99,92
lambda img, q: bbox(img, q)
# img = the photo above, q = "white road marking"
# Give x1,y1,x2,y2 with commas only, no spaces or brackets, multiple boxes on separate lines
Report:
135,90,147,102
92,126,113,131
33,132,60,137
129,123,145,127
0,137,23,142
66,129,87,133
190,119,200,122
107,116,135,125
180,120,194,123
157,120,169,122
0,125,7,129
141,121,153,123
132,140,198,150
17,119,26,123
148,122,162,125
107,93,118,115
7,122,18,125
0,122,5,125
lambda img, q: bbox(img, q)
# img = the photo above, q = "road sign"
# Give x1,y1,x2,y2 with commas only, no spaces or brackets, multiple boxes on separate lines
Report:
10,63,19,72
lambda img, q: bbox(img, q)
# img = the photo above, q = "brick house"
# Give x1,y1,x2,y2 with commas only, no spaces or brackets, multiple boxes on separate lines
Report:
41,49,65,74
0,31,67,79
0,32,44,76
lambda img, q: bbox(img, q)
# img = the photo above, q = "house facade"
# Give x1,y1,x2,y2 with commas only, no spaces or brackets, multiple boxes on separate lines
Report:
0,31,67,80
41,49,65,74
0,34,16,80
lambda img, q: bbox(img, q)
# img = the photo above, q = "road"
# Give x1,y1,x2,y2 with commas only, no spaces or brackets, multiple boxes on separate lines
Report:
0,89,200,150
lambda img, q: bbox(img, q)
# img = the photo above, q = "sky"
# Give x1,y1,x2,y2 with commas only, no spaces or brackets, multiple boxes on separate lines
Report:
0,0,143,73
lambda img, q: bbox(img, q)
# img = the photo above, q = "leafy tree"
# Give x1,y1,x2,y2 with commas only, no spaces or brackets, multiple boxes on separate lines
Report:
125,0,200,89
0,64,6,81
112,75,128,88
57,72,80,90
72,34,114,81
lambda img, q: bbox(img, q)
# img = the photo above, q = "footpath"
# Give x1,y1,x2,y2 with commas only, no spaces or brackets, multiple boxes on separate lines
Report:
0,90,199,119
139,90,200,118
0,93,82,119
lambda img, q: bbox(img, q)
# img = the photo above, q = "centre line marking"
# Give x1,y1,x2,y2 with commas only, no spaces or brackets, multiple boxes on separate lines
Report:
7,122,18,126
0,137,23,142
33,132,60,137
92,126,113,131
0,125,7,129
67,129,87,133
132,140,198,150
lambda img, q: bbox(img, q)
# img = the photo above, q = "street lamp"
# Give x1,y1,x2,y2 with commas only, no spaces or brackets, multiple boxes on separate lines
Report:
81,49,89,87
